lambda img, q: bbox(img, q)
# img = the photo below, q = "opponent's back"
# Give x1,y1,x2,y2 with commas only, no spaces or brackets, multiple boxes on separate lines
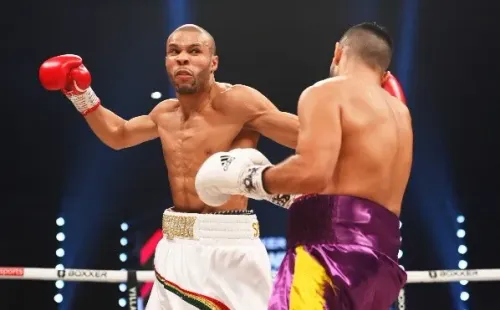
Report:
325,78,412,215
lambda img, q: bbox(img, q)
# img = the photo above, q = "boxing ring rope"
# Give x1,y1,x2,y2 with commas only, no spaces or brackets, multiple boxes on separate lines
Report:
1,267,499,309
1,266,499,283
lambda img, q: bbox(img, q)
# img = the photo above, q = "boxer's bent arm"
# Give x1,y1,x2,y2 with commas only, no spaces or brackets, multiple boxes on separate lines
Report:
230,127,260,149
84,105,158,150
226,86,299,149
263,84,342,194
248,109,299,149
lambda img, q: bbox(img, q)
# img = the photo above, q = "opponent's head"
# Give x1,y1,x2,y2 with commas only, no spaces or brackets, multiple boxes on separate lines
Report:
330,22,392,77
165,24,219,94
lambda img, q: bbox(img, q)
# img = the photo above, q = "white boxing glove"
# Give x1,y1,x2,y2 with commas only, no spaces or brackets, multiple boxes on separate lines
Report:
194,148,272,207
195,148,298,208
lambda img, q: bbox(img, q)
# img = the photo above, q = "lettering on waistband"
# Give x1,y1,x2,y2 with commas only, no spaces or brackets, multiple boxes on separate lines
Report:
209,209,254,215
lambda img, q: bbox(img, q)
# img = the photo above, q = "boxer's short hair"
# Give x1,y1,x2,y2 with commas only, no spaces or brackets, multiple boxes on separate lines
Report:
340,22,393,71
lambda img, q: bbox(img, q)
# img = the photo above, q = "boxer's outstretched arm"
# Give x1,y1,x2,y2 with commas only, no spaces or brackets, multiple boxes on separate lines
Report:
226,86,299,149
84,105,159,150
263,83,342,194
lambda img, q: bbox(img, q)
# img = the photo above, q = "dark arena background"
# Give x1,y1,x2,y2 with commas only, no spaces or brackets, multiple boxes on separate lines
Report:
2,0,500,309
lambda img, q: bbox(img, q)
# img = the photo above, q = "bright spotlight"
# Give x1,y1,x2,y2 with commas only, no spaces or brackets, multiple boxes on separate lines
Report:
55,280,64,289
56,232,65,242
119,253,127,262
119,298,127,307
119,283,127,292
457,229,466,238
56,217,65,226
458,260,468,269
56,248,65,258
151,91,162,99
54,293,63,303
460,291,469,301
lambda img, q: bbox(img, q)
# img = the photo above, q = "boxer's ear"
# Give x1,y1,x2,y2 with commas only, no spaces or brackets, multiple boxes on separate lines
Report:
211,55,219,73
333,42,343,66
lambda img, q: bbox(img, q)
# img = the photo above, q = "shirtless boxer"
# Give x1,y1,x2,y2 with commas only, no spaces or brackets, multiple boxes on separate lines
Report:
195,22,412,309
39,24,299,310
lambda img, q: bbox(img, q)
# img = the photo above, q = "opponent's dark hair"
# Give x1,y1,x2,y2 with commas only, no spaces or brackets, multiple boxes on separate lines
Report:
340,22,393,71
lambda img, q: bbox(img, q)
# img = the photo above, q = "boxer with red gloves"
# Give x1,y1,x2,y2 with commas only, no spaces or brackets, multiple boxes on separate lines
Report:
39,24,302,310
195,22,412,310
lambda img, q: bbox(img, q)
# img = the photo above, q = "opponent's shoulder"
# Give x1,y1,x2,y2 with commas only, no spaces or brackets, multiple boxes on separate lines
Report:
298,77,345,107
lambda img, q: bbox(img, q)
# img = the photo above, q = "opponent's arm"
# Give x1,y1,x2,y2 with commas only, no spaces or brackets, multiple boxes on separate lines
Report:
263,83,342,194
227,86,299,149
39,54,159,150
194,83,342,207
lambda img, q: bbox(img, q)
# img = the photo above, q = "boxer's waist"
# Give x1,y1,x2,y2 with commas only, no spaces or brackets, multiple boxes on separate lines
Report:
286,195,401,260
162,208,260,241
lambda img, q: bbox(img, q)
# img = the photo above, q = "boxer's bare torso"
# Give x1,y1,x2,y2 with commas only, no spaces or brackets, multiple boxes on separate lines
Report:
320,77,412,215
264,77,412,216
84,81,297,213
82,26,298,214
152,83,256,213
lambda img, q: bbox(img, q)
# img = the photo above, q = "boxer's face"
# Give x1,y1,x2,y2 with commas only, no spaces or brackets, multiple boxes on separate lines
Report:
165,31,218,94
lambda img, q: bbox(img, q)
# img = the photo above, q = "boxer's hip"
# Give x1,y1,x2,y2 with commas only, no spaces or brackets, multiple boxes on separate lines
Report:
269,243,407,310
149,208,272,310
286,194,401,260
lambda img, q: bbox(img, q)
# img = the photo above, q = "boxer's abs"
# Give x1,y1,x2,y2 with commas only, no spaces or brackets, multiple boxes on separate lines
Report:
158,124,250,213
167,172,248,213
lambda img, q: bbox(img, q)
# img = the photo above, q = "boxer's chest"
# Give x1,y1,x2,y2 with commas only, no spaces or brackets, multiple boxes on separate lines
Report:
156,110,243,157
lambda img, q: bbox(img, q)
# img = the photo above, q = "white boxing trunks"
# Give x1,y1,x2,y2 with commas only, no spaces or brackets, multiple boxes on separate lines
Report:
145,208,272,310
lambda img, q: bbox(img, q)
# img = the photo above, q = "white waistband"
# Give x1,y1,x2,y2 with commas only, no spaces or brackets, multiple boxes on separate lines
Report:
162,209,260,240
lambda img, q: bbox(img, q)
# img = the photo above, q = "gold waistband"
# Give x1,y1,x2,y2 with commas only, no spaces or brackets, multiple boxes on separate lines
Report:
162,212,260,240
162,214,197,240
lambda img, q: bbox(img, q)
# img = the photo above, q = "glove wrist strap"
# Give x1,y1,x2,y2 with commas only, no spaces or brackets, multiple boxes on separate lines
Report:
265,194,298,209
240,165,271,197
65,87,101,116
240,165,298,209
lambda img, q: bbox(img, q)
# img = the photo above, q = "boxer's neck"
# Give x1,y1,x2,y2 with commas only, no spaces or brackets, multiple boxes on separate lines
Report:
339,58,382,86
177,80,216,117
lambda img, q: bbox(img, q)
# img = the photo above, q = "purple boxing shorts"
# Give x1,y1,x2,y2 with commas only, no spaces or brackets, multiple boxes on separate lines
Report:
268,195,407,310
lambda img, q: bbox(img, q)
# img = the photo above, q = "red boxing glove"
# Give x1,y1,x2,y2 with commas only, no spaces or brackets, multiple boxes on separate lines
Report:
382,71,406,105
39,54,100,115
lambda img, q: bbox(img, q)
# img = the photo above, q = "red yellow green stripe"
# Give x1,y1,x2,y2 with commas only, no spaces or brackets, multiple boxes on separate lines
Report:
155,269,230,310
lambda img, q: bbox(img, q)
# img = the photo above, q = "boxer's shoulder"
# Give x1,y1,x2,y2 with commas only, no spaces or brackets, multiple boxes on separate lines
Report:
212,83,266,114
216,83,254,98
157,99,180,111
385,92,410,115
299,77,346,104
149,99,180,118
312,76,347,88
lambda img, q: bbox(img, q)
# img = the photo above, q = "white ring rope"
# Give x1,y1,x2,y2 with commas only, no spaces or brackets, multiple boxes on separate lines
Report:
0,267,499,283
